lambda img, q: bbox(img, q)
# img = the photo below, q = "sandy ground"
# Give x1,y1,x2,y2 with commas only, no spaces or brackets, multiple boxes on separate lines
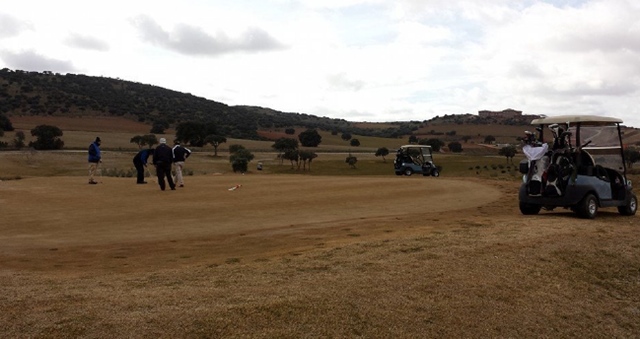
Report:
1,175,498,271
1,174,638,338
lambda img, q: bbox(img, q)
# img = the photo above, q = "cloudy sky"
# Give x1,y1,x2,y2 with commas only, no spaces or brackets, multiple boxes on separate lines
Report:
1,0,640,127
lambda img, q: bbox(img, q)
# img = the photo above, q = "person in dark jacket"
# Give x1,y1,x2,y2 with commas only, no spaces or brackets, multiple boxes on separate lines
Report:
87,137,102,184
133,148,154,184
172,141,191,187
152,138,175,191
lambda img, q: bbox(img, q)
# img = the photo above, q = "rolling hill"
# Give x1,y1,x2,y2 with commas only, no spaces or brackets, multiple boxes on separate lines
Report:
1,68,638,149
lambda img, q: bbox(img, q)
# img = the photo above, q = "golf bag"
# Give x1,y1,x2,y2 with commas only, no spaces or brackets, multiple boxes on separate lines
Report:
544,152,574,197
527,155,549,196
522,142,549,196
541,124,575,196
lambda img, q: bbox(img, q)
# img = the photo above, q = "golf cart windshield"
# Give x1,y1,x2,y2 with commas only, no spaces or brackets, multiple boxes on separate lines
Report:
532,115,625,174
401,146,433,165
575,125,625,172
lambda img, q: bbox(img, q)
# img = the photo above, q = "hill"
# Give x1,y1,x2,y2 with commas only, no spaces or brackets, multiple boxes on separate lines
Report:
2,68,639,149
0,69,549,141
0,69,421,140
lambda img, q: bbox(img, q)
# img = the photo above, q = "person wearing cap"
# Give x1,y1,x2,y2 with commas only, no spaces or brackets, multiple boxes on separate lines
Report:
172,140,191,187
152,138,176,191
87,137,102,184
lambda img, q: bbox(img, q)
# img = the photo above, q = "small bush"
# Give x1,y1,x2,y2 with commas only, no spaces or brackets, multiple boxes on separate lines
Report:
232,159,248,173
345,156,358,169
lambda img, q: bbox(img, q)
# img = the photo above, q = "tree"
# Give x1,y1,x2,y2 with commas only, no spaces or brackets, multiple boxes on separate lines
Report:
350,139,360,147
231,157,249,173
232,149,254,163
419,138,444,152
375,147,389,162
499,145,517,163
13,131,26,149
130,134,158,149
204,134,227,157
299,150,317,171
624,147,640,168
130,135,143,147
341,133,352,141
448,141,463,153
229,144,246,154
298,129,322,147
229,145,254,173
272,137,298,152
408,135,418,144
30,125,64,150
484,135,496,144
461,136,472,143
282,149,300,169
345,154,358,169
272,138,299,164
285,128,295,135
0,113,14,132
175,121,216,147
150,122,167,134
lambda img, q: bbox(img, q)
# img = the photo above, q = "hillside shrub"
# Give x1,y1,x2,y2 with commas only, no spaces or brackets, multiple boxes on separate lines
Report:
232,159,248,173
346,156,358,169
29,125,64,150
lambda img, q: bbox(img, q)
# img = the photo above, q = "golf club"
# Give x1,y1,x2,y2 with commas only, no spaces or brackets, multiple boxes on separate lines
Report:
144,166,158,184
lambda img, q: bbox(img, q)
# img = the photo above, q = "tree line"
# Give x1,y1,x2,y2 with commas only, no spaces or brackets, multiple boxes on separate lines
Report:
0,69,419,140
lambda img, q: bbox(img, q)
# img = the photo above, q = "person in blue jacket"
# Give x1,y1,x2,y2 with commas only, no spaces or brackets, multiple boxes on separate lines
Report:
133,148,154,184
87,137,102,184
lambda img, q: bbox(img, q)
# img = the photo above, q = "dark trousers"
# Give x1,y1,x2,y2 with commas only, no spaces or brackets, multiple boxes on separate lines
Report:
155,162,175,190
134,159,145,183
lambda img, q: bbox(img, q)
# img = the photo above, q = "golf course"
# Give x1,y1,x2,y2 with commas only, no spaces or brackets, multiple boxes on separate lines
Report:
1,116,639,338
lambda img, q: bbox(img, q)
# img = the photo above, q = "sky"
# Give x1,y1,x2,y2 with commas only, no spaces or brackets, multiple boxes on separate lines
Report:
1,0,640,127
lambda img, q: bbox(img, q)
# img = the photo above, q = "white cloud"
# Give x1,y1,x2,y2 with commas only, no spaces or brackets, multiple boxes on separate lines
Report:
64,34,109,51
0,50,77,73
0,13,33,38
1,0,640,127
130,15,286,56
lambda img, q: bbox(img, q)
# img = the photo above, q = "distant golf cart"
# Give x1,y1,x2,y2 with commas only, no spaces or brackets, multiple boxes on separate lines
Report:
519,115,637,219
394,145,440,177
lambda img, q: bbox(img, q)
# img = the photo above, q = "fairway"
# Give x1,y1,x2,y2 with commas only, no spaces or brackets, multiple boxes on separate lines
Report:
1,175,498,267
1,174,639,338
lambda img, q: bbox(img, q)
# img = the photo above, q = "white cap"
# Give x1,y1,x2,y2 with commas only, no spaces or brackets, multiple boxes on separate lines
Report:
159,138,166,144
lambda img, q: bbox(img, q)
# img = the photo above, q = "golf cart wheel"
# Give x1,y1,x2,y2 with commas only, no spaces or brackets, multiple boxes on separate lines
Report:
576,193,598,219
618,193,637,216
404,168,413,176
395,171,403,176
519,202,541,215
431,169,440,177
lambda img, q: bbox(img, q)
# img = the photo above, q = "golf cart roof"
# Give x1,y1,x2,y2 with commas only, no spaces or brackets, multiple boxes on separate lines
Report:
400,145,432,149
531,115,623,125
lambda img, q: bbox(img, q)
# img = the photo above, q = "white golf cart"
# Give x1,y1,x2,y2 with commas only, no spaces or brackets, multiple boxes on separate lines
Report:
394,145,440,177
518,115,637,219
